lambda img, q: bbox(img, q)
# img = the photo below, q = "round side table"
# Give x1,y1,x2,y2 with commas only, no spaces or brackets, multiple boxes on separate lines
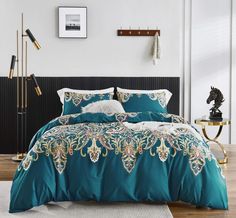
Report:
194,118,231,164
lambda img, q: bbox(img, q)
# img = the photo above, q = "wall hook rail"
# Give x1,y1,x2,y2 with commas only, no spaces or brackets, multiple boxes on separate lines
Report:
117,29,160,36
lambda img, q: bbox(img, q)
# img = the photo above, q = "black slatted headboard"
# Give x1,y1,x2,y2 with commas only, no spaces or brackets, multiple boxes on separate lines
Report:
0,77,180,153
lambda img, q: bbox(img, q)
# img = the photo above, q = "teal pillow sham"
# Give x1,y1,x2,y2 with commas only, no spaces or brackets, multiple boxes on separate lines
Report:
117,88,172,113
63,92,114,115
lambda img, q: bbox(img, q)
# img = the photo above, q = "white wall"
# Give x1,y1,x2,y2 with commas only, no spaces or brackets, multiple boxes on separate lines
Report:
0,0,183,78
231,0,236,143
191,0,231,144
183,0,235,144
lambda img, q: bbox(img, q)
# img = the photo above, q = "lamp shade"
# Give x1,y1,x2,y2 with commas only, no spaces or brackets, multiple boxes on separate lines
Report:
8,55,16,79
30,74,42,96
25,29,41,50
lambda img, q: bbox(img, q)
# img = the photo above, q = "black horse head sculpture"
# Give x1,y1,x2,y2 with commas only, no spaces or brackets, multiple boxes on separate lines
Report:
206,86,224,120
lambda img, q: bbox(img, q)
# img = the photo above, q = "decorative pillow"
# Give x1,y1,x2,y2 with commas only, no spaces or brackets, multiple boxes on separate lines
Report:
60,88,114,115
82,100,125,114
116,88,172,113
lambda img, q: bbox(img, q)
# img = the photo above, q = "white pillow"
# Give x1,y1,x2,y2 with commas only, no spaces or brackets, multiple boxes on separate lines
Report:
57,87,115,104
116,87,172,105
82,100,125,114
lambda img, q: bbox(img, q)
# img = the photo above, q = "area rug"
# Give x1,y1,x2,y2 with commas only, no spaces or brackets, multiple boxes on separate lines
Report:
0,181,173,218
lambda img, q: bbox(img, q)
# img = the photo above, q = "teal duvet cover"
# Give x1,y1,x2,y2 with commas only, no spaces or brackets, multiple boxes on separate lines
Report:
9,112,228,212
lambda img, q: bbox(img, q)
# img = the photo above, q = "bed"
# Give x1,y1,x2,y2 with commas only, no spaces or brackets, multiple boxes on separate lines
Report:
9,77,228,212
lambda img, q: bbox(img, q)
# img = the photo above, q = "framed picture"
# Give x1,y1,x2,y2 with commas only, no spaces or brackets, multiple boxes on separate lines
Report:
59,7,87,38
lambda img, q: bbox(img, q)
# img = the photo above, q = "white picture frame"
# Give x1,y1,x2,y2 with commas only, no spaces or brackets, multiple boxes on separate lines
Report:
59,7,87,38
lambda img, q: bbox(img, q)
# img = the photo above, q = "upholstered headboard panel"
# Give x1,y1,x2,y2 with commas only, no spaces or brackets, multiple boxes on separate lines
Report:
0,77,180,153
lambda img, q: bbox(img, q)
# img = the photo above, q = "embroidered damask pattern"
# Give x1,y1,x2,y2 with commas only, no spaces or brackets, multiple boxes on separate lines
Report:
64,92,95,106
58,116,70,125
87,138,101,163
50,141,68,174
117,93,130,103
117,92,167,108
115,113,138,122
122,141,136,173
147,92,166,108
64,92,113,107
20,121,215,176
157,138,170,162
161,113,188,124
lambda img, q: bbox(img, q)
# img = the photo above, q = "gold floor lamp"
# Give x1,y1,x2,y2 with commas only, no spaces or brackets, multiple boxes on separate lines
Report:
8,13,42,161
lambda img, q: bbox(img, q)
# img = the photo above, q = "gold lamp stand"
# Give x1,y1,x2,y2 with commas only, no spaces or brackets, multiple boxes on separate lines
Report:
12,153,27,162
8,13,42,162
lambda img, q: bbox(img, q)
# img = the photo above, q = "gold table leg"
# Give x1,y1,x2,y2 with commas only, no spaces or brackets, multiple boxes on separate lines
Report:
202,125,228,164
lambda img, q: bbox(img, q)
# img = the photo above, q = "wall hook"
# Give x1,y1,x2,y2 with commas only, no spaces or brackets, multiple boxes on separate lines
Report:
119,26,123,35
117,27,160,37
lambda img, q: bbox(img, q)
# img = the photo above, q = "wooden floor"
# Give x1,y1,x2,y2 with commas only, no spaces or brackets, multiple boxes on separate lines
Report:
0,145,235,217
169,145,236,218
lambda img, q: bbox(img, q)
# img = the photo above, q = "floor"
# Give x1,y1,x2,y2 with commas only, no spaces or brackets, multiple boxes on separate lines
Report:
0,145,235,218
